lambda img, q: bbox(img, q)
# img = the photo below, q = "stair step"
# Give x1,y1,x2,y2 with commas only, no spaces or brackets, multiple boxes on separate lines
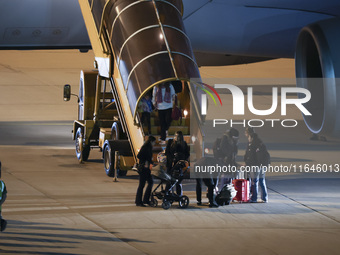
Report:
143,126,189,136
145,135,191,144
150,117,190,126
168,126,189,135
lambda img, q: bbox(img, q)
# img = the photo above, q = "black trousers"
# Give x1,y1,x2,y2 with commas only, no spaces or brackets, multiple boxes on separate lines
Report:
196,178,215,204
135,169,154,205
158,108,172,140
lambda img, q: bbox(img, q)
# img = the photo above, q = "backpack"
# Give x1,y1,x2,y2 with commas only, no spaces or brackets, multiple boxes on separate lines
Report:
171,106,181,121
171,95,182,121
215,184,237,206
213,135,233,161
256,143,271,166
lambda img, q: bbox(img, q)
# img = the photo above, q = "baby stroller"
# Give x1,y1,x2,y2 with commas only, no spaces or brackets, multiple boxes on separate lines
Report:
150,160,190,210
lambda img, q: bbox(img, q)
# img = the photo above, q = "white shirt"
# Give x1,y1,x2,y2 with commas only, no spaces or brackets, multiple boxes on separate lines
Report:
152,84,175,110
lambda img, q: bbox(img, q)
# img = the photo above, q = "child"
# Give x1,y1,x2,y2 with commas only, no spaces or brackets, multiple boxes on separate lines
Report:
138,94,153,135
0,161,7,232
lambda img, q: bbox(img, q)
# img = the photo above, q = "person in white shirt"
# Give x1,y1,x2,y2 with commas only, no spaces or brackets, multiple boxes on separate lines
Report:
152,82,176,144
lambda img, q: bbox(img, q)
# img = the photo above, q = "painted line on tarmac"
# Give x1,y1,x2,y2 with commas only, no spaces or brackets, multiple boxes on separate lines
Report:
3,204,136,213
0,145,74,149
0,122,72,126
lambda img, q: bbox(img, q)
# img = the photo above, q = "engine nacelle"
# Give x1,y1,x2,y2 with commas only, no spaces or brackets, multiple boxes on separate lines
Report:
295,18,340,137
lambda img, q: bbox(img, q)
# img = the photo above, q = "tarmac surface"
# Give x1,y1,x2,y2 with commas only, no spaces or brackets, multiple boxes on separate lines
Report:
0,50,340,255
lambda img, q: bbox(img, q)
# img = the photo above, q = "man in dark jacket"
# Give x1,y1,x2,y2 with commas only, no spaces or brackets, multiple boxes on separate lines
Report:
215,128,239,188
195,157,222,208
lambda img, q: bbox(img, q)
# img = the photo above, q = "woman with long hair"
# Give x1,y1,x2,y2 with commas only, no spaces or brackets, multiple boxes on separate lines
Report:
135,136,156,206
165,131,190,196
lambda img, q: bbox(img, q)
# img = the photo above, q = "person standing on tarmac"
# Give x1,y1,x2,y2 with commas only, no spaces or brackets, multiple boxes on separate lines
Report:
165,131,190,196
243,127,255,181
135,136,156,207
195,157,220,208
244,127,255,160
213,128,239,191
0,161,8,232
220,128,239,184
244,132,268,203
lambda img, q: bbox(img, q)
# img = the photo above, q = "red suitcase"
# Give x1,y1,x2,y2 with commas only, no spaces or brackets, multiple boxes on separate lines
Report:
232,179,250,202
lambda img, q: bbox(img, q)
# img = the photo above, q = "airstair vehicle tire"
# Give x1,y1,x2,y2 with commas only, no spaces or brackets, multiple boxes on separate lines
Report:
75,127,90,162
103,140,132,177
103,143,115,177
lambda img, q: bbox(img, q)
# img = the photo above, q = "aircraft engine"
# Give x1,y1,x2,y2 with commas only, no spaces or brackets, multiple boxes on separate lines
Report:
295,18,340,137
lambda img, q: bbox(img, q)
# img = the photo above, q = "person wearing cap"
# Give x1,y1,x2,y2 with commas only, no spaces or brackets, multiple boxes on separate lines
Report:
0,161,8,232
217,128,239,190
